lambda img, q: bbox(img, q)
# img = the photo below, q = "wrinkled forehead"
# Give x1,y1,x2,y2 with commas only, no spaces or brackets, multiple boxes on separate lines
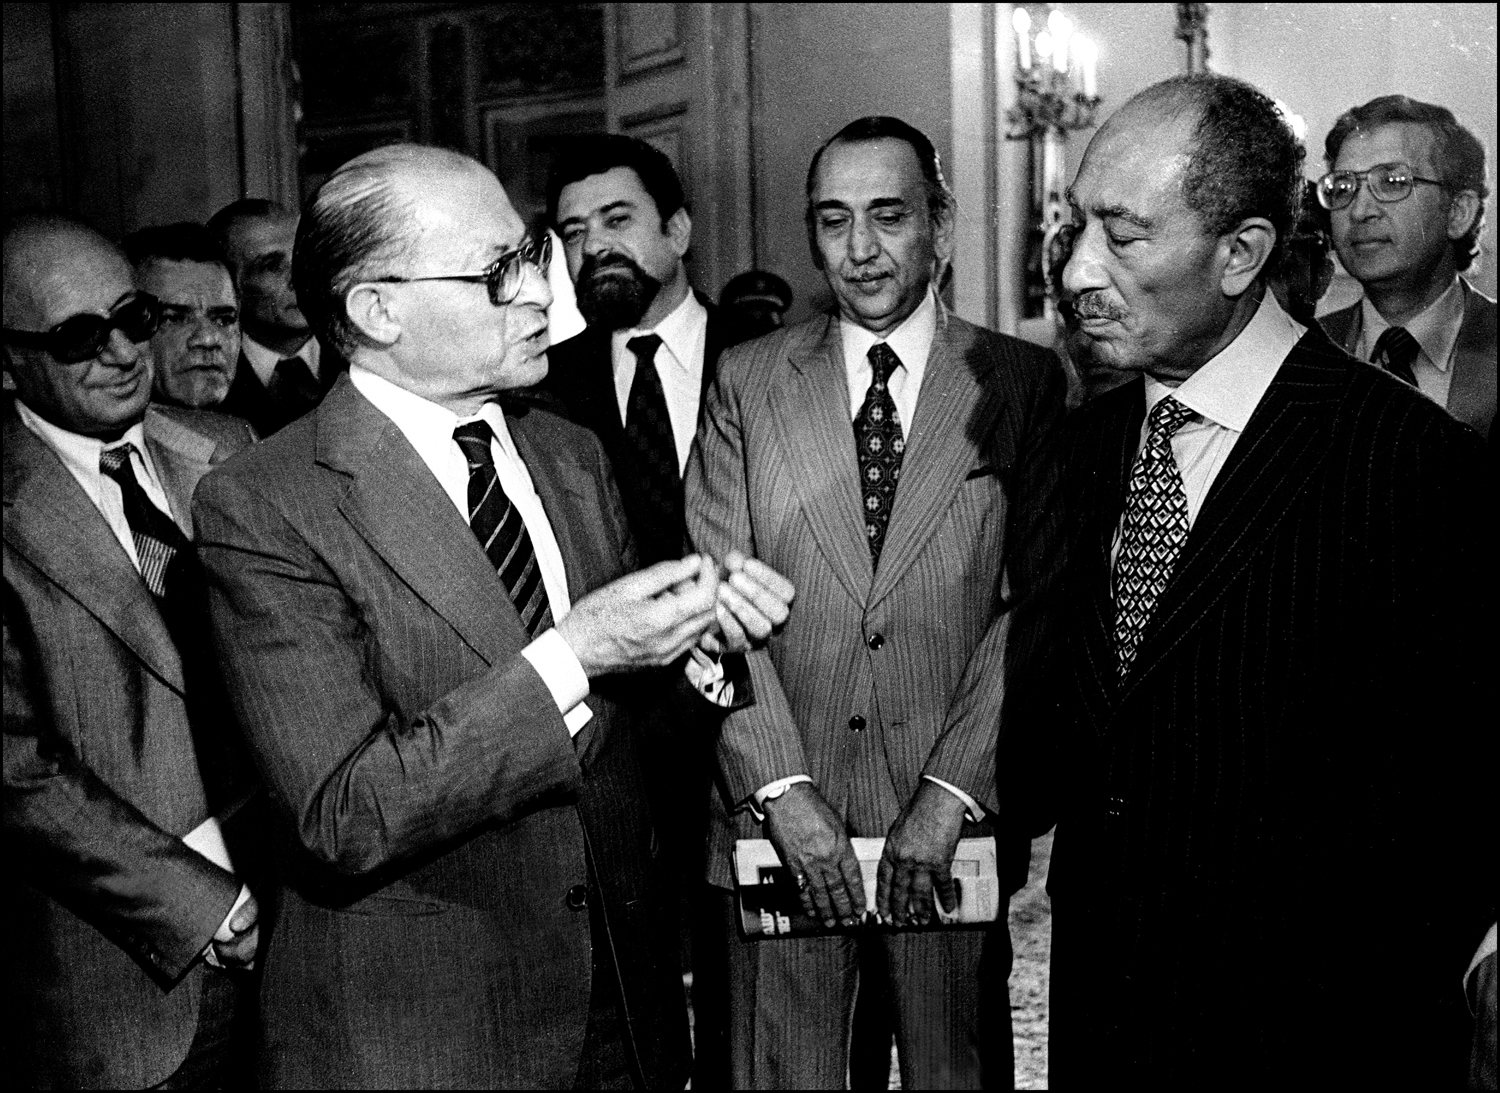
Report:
4,229,136,327
137,257,237,303
811,138,929,206
404,162,526,268
1333,122,1439,175
1071,110,1195,216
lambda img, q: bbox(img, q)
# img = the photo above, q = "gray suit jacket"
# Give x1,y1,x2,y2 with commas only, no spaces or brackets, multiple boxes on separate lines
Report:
3,400,252,1089
1319,277,1496,440
685,309,1066,888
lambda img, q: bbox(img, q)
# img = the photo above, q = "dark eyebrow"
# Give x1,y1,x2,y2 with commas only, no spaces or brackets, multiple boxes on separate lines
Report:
207,305,238,316
1063,187,1154,231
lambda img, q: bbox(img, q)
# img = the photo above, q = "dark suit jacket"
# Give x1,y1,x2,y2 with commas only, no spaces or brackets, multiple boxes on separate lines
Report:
540,291,729,565
193,375,695,1089
3,402,253,1089
1044,327,1494,1086
218,340,346,439
686,307,1066,892
1319,277,1497,440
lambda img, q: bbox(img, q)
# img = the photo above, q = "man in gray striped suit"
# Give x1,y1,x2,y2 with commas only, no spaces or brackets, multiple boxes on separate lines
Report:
686,116,1066,1089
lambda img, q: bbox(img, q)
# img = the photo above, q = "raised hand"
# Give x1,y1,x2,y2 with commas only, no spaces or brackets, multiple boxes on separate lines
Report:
712,549,795,653
556,554,720,676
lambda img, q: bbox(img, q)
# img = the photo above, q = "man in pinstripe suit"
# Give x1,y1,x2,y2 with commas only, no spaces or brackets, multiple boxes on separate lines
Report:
1047,74,1493,1086
686,116,1067,1089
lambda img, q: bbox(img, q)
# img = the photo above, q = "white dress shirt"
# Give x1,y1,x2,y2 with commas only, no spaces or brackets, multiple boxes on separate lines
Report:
1355,276,1465,410
349,366,593,735
753,288,982,823
1112,290,1306,569
15,398,251,955
610,289,710,475
242,332,323,386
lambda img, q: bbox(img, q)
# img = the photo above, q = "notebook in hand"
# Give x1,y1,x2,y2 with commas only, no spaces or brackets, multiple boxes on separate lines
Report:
732,836,1001,939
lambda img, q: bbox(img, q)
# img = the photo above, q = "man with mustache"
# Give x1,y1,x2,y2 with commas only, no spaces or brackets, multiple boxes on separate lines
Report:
123,221,257,446
1046,74,1492,1085
686,115,1066,1088
1317,95,1494,441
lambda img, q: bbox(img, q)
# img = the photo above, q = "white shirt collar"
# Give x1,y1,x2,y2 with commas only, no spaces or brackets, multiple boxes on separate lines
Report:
347,365,517,469
1146,290,1305,432
839,286,939,380
1358,276,1465,374
14,397,162,494
242,333,322,386
612,288,707,378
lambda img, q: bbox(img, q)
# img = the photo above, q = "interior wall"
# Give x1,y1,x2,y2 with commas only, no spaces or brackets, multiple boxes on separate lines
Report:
748,3,954,324
2,3,64,218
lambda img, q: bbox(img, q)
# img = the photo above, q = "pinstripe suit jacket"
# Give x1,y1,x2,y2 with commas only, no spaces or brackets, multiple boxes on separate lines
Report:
1045,327,1494,1083
686,308,1066,888
3,401,250,1089
193,375,689,1089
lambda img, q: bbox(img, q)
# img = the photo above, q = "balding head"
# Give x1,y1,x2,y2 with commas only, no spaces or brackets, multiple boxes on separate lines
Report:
2,212,155,436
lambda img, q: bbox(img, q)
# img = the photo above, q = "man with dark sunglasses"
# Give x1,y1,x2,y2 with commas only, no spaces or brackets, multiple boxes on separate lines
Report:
1318,95,1494,442
3,212,260,1087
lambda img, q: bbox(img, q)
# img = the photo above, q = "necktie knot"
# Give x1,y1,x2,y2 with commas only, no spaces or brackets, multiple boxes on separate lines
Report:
99,443,138,478
1371,326,1420,385
453,420,495,470
868,342,901,389
1146,396,1194,443
627,334,663,367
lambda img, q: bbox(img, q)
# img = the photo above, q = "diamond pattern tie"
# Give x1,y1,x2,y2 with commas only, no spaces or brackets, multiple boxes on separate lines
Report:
1113,396,1196,677
854,342,906,566
453,421,555,639
1371,326,1420,387
622,334,683,567
99,444,189,599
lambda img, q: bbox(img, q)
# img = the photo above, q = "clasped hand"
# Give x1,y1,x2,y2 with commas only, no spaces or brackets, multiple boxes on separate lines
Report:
556,550,793,677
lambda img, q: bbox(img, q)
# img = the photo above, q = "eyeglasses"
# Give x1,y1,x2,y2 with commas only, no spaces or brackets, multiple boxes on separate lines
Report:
369,233,551,306
1,292,162,364
1316,162,1446,211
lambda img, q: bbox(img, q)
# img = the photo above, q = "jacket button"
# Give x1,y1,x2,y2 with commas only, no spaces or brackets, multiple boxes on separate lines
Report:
565,884,589,910
848,715,866,732
867,632,885,651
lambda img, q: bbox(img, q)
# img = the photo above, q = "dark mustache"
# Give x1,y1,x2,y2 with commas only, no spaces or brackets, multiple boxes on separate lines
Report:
580,253,642,279
1071,292,1126,321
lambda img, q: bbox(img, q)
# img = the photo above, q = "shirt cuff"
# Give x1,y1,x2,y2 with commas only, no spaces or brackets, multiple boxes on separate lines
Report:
181,816,234,874
746,774,814,821
522,628,593,737
922,775,986,822
686,647,735,706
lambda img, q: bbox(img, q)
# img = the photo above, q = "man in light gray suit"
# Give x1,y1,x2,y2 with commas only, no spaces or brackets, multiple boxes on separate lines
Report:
685,116,1066,1089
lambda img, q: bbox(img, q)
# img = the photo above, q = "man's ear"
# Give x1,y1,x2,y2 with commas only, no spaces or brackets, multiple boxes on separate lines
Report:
344,284,401,348
665,207,692,259
1219,217,1276,298
1446,189,1481,241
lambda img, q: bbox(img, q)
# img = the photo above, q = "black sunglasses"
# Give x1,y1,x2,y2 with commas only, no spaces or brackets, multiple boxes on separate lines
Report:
2,292,162,364
368,233,552,306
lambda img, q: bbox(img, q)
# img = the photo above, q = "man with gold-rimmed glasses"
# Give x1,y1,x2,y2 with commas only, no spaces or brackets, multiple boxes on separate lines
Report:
1318,95,1494,441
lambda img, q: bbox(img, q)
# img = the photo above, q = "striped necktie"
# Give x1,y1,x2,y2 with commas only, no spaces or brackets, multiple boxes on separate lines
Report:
99,443,188,599
452,421,555,639
1371,326,1420,387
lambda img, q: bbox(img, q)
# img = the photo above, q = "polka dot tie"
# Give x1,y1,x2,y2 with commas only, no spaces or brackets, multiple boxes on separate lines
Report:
1113,396,1196,677
854,342,906,566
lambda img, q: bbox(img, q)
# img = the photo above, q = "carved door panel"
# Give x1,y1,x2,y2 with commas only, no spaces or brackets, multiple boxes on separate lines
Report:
605,4,753,301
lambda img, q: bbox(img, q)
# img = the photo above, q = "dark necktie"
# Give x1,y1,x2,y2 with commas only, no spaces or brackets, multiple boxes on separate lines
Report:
854,342,906,565
622,334,684,566
453,421,555,639
270,355,322,407
1113,396,1196,677
1371,326,1420,387
99,444,190,599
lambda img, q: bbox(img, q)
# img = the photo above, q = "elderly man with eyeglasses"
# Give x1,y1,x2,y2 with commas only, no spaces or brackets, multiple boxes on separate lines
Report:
189,144,795,1089
1317,95,1495,442
3,212,261,1088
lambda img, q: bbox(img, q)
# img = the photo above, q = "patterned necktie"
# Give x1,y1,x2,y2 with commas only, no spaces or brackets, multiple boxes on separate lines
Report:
854,342,906,565
1113,396,1196,677
1371,326,1420,387
99,444,190,599
622,333,684,566
452,421,555,639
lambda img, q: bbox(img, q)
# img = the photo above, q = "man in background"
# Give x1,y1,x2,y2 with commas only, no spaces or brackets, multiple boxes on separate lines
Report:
720,269,793,346
4,212,259,1088
1318,95,1494,441
207,198,343,436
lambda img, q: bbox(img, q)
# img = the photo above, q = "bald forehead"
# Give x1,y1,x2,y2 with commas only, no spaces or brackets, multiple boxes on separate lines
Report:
3,222,131,322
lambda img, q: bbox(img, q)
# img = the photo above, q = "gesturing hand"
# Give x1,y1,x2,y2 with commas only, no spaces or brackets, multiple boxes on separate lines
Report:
763,782,865,929
876,780,967,926
556,554,720,677
211,890,260,970
713,550,795,653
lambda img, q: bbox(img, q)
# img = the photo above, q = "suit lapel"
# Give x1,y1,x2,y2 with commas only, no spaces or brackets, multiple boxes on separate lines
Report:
318,379,527,666
1446,282,1497,438
772,316,872,603
868,314,999,608
142,406,218,537
2,409,185,694
509,409,617,599
1121,336,1345,696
